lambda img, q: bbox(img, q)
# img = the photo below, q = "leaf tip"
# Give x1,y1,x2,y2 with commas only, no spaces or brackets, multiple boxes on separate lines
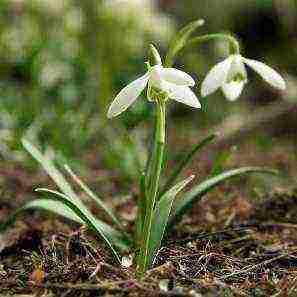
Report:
213,131,221,138
196,19,205,27
269,169,279,175
64,164,71,172
35,188,45,193
189,174,195,180
21,137,29,148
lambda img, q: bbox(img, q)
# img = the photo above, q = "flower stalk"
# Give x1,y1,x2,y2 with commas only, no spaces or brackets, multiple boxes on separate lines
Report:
165,32,240,67
137,98,166,275
134,44,166,275
187,33,240,55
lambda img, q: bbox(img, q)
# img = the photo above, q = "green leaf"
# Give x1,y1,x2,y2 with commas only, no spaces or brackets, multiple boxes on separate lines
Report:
0,199,84,234
147,175,195,268
165,19,205,67
22,139,79,203
0,198,131,252
21,139,132,259
161,134,216,196
135,172,147,246
171,167,277,224
210,150,232,176
35,188,124,262
64,164,124,231
137,102,166,275
25,199,130,251
24,199,85,223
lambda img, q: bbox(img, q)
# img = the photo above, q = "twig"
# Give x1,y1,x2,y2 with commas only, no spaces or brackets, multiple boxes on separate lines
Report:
221,253,289,280
43,280,135,291
261,222,297,229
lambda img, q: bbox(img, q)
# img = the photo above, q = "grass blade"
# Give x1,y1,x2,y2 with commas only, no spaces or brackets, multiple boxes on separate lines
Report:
64,164,124,231
146,175,195,269
171,167,277,224
161,134,216,196
36,188,124,262
165,19,205,67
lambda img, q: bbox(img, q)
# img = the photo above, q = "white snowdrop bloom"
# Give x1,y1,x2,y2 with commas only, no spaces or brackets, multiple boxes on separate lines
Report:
201,54,286,101
107,64,200,118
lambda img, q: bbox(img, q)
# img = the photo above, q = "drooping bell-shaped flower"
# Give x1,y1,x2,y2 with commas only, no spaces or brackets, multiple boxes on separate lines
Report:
107,46,201,118
201,54,286,101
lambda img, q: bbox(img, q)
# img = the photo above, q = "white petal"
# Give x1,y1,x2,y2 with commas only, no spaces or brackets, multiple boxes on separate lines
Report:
169,84,201,108
227,55,247,82
242,57,286,90
221,80,245,101
149,65,163,89
107,73,149,118
201,56,234,97
161,68,195,86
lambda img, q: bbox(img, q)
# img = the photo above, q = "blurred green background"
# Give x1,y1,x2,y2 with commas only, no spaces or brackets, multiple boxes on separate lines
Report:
0,0,296,190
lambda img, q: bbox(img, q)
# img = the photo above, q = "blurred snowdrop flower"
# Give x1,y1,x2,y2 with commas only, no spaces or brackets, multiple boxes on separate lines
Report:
102,0,175,46
40,61,72,88
107,63,200,118
201,54,286,101
32,0,69,15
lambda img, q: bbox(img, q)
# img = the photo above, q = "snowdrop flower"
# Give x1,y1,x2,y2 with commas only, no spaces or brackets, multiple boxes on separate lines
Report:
201,54,286,101
107,61,200,118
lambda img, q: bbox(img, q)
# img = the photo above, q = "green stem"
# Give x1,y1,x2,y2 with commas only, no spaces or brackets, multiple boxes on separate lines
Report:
135,172,146,247
137,99,166,276
188,33,240,54
165,33,240,67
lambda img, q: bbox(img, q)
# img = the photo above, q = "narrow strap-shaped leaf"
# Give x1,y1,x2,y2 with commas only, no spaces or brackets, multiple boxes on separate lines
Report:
64,164,124,231
135,172,147,247
165,19,205,67
138,101,166,275
161,134,216,196
0,199,131,252
21,140,132,255
28,199,130,251
146,175,195,269
171,167,277,224
22,139,80,204
35,188,123,262
0,208,25,234
24,199,85,223
0,199,85,233
210,150,232,176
